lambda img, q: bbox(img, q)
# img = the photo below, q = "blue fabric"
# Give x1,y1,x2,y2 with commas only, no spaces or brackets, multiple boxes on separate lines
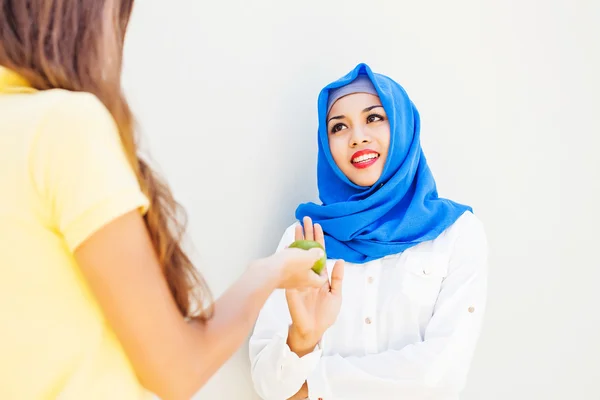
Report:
295,63,472,264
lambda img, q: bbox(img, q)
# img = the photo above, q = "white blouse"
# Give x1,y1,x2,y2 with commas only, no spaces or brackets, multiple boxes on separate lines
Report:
249,212,487,400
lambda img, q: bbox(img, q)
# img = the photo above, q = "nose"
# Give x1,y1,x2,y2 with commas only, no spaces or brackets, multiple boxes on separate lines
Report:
349,126,371,148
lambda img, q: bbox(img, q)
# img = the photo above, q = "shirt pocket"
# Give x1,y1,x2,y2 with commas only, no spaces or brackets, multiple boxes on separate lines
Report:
400,252,448,307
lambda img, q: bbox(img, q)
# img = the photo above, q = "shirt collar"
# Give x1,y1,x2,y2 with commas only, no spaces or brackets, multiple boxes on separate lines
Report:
0,66,36,93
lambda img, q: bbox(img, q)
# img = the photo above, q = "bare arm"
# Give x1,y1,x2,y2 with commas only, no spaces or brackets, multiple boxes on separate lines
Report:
75,211,324,400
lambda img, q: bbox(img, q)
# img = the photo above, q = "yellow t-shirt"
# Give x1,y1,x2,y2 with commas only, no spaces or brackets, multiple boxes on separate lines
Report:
0,67,152,399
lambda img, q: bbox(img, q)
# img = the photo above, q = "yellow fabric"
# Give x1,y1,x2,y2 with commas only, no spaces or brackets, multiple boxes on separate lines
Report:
0,67,152,399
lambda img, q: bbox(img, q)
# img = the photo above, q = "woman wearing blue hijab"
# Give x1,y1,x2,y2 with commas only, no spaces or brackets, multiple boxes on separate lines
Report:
249,64,488,400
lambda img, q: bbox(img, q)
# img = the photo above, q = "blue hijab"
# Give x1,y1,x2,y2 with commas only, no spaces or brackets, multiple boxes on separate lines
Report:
295,63,472,264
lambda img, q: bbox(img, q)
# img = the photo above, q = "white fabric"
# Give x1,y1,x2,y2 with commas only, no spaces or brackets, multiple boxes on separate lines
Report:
249,212,488,400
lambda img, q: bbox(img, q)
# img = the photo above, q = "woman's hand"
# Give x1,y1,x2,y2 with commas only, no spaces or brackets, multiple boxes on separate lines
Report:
285,217,344,356
254,246,328,291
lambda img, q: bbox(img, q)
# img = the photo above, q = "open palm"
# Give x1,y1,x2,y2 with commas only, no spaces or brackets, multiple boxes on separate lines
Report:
286,217,344,339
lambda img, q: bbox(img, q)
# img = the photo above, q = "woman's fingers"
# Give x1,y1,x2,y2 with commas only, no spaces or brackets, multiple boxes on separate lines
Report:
303,216,314,241
294,224,304,242
314,223,325,250
330,260,345,296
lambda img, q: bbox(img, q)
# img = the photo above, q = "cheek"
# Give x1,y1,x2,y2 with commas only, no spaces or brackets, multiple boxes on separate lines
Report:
377,126,391,157
328,137,348,167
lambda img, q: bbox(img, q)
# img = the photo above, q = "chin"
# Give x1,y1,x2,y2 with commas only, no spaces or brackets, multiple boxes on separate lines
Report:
345,163,384,187
350,176,380,187
343,165,383,187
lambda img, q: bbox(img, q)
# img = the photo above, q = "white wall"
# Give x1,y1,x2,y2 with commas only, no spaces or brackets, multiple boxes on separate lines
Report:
122,1,600,399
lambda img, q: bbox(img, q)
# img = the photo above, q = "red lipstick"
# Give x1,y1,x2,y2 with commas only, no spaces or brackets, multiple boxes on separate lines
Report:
351,149,380,169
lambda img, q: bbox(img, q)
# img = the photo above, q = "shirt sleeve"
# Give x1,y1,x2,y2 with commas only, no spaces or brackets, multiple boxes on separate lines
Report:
306,214,488,400
249,223,322,400
29,92,149,252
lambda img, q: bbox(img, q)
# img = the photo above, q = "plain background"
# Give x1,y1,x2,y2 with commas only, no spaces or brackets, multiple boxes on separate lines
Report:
121,1,600,399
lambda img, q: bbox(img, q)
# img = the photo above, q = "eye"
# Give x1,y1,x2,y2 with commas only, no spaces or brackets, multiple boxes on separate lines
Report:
331,123,347,134
367,114,384,123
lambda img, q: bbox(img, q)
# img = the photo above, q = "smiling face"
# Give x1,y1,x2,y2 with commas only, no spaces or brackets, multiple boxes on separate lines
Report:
326,93,390,187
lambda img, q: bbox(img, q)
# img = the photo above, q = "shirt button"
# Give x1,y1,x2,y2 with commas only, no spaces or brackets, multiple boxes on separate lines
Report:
468,306,475,313
365,317,372,325
367,276,374,284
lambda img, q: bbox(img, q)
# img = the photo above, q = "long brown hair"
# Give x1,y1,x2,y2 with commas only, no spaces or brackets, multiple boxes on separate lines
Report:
0,0,213,320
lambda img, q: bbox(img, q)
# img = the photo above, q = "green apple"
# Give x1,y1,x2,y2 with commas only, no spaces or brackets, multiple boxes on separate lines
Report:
288,240,327,274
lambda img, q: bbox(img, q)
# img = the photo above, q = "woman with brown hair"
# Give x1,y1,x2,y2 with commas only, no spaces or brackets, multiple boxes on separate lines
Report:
0,1,327,399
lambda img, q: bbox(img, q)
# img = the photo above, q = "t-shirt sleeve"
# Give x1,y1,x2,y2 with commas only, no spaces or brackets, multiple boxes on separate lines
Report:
29,92,150,252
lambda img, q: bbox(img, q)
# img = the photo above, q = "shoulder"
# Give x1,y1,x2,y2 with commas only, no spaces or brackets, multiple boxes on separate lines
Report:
6,89,115,141
450,211,487,242
446,211,488,269
30,90,122,159
27,90,133,196
38,90,117,132
422,211,487,265
25,89,112,118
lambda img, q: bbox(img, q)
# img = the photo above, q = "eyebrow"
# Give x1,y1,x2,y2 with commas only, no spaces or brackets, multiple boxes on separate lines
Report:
363,105,383,112
327,105,384,124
